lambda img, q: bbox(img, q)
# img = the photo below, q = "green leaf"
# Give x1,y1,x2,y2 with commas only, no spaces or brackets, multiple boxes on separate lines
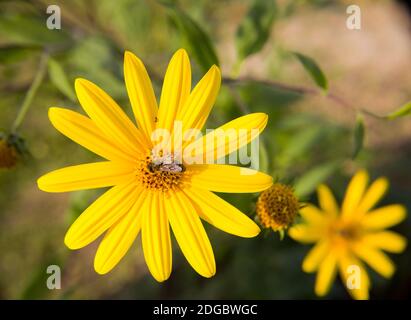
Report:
292,52,328,91
385,100,411,120
352,114,365,159
294,161,340,198
68,37,125,99
236,0,276,60
0,15,70,47
161,3,219,72
48,59,76,102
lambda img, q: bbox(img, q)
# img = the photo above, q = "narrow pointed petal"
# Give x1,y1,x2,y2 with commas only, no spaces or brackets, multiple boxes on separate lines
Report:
48,107,136,163
353,244,395,278
315,252,338,297
302,240,330,273
187,164,272,193
289,225,323,244
157,49,191,133
362,205,407,230
362,231,407,253
185,113,268,162
338,253,370,300
299,205,327,226
183,186,260,238
124,51,158,143
65,183,139,249
75,78,146,153
341,170,369,219
142,192,173,282
356,177,389,214
176,65,221,133
167,189,215,278
317,184,339,218
37,162,134,193
94,189,147,274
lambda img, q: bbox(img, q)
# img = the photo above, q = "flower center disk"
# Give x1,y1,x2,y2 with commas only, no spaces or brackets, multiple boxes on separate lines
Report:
137,151,185,191
330,222,361,242
256,183,299,231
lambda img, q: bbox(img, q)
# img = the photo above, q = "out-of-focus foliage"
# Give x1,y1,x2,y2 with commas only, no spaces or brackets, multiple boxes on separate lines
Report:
0,14,71,46
294,161,340,198
386,100,411,120
236,0,277,60
0,0,410,300
160,1,220,71
292,52,328,91
47,59,76,102
352,114,365,159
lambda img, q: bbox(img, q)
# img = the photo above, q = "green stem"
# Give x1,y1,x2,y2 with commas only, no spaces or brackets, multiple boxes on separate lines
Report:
11,52,49,133
359,108,384,120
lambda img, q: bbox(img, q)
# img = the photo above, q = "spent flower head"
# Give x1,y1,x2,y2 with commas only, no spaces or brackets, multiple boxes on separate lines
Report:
256,182,300,233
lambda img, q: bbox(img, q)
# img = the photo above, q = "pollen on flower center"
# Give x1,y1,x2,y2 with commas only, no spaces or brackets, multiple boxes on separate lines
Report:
256,183,299,231
136,151,185,191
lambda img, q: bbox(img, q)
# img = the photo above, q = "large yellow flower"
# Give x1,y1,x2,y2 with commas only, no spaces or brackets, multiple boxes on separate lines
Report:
289,170,407,300
37,49,272,281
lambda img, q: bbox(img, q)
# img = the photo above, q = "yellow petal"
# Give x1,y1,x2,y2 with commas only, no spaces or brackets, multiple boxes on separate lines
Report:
341,170,369,219
362,231,407,253
48,107,136,163
288,225,323,244
157,49,191,133
176,65,221,134
317,184,339,218
75,78,146,153
187,164,272,193
302,240,330,273
338,252,370,300
315,252,338,297
183,186,260,238
142,192,172,282
94,189,147,274
124,51,158,143
185,113,268,163
300,205,327,226
362,205,407,230
37,162,134,193
65,183,139,249
167,189,215,278
356,177,389,214
353,244,395,278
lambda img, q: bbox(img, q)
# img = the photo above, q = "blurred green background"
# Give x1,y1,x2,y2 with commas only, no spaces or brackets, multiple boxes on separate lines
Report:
1,0,411,299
